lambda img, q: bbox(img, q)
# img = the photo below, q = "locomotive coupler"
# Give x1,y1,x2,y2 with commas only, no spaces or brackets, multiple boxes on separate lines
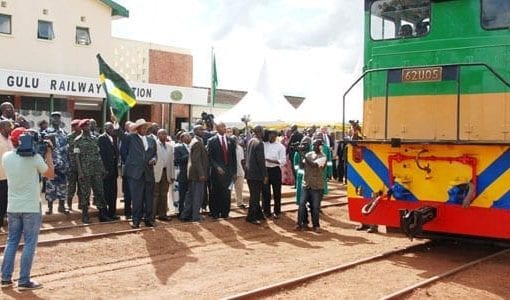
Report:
399,206,437,240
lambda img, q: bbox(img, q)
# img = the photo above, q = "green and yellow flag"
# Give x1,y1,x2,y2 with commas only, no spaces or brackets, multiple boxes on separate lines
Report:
96,54,136,121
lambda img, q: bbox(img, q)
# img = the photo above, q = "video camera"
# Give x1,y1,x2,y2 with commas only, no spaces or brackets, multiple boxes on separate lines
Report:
16,130,51,157
201,112,215,130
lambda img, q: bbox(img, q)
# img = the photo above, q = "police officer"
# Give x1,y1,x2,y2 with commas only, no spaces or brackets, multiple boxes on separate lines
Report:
74,119,112,223
66,119,81,211
42,112,69,215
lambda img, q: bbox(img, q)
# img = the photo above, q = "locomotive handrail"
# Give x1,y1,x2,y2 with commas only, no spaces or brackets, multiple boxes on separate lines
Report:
342,62,510,142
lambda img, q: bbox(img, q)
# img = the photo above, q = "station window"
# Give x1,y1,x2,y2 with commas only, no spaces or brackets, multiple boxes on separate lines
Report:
20,96,67,112
76,27,91,45
37,20,54,40
370,0,430,40
482,0,510,29
0,14,11,34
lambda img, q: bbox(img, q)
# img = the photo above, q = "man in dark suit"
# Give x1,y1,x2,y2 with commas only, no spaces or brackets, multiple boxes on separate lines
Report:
181,125,208,222
119,121,133,219
98,122,119,220
207,122,237,219
245,125,268,225
288,124,303,188
116,118,157,228
174,131,191,218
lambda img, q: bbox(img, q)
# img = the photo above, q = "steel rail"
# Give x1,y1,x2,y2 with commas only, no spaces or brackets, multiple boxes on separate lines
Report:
0,202,346,251
0,195,345,236
379,248,510,300
221,241,434,300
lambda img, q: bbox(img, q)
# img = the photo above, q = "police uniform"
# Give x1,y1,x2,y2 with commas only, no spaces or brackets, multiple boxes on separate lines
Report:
42,125,68,213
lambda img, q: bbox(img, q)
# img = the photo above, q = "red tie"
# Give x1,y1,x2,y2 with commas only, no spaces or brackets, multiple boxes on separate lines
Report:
221,136,228,165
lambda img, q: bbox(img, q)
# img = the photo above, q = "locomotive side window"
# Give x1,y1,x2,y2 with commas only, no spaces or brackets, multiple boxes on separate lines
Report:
370,0,430,40
482,0,510,29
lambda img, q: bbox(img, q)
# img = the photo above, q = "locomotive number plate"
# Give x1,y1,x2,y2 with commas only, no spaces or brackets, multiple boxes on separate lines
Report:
402,67,442,82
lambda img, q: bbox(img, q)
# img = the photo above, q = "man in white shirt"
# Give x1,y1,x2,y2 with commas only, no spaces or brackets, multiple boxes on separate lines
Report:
232,136,245,208
153,129,175,221
262,130,286,219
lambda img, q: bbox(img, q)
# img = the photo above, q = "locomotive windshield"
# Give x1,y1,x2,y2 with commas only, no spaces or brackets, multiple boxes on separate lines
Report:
370,0,430,40
482,0,510,29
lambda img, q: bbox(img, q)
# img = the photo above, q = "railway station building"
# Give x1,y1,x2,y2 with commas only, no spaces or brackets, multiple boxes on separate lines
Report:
0,0,207,132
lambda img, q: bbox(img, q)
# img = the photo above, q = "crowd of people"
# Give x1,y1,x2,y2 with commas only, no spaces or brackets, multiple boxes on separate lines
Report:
0,102,364,290
0,103,361,231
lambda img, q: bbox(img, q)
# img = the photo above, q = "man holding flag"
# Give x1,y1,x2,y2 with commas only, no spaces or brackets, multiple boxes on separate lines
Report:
97,54,159,228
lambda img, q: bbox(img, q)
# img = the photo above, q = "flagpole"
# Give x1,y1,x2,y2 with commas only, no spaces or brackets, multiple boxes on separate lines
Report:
211,47,217,107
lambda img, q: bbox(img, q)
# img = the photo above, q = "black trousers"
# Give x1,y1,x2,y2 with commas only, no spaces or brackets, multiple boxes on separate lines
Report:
262,166,282,216
103,174,117,217
122,175,132,216
210,173,232,218
129,177,154,224
337,159,346,183
246,179,264,222
178,179,188,215
0,180,7,225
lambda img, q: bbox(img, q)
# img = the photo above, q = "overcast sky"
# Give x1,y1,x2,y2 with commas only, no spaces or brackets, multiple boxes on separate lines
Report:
111,0,364,117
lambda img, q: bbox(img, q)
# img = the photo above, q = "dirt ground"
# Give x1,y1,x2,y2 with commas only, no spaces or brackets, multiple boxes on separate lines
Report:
0,182,508,299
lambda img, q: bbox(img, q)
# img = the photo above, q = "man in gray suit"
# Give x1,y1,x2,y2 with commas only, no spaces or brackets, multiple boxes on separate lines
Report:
116,118,157,228
181,125,209,222
245,125,268,225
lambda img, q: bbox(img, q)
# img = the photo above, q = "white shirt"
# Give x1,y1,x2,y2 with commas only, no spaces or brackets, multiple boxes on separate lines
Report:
263,141,286,168
158,140,169,166
217,133,228,151
235,144,245,177
138,133,148,150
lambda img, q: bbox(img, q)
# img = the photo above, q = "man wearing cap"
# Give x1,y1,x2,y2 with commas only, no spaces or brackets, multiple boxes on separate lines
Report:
42,112,69,215
74,119,111,223
1,127,54,290
0,120,13,229
115,118,157,228
66,119,81,211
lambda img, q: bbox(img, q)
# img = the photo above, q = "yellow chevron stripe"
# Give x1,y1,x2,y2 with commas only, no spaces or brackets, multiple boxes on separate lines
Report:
351,159,387,196
475,168,510,208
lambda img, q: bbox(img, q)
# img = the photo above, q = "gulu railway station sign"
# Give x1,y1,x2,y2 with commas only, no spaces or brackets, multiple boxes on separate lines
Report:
0,68,208,105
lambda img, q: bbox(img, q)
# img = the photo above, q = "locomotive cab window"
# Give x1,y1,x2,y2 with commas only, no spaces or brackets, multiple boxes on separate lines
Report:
482,0,510,29
370,0,430,40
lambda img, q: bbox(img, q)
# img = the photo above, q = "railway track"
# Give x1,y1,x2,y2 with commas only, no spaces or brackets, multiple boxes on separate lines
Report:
0,198,346,251
222,240,508,300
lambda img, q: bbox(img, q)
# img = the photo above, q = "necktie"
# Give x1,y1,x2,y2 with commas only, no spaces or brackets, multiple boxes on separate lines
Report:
221,136,228,165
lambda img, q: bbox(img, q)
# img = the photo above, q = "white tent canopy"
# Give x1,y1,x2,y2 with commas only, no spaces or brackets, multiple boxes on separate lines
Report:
290,79,363,127
217,61,297,127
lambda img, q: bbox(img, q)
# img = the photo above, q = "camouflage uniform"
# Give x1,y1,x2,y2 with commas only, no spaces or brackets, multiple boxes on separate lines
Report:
74,134,107,209
42,128,68,204
67,131,81,208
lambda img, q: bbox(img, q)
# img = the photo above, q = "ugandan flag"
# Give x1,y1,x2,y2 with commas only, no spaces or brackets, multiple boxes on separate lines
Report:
96,54,136,121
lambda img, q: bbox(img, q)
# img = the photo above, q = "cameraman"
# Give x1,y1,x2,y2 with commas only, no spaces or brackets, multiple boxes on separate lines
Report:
1,127,54,290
